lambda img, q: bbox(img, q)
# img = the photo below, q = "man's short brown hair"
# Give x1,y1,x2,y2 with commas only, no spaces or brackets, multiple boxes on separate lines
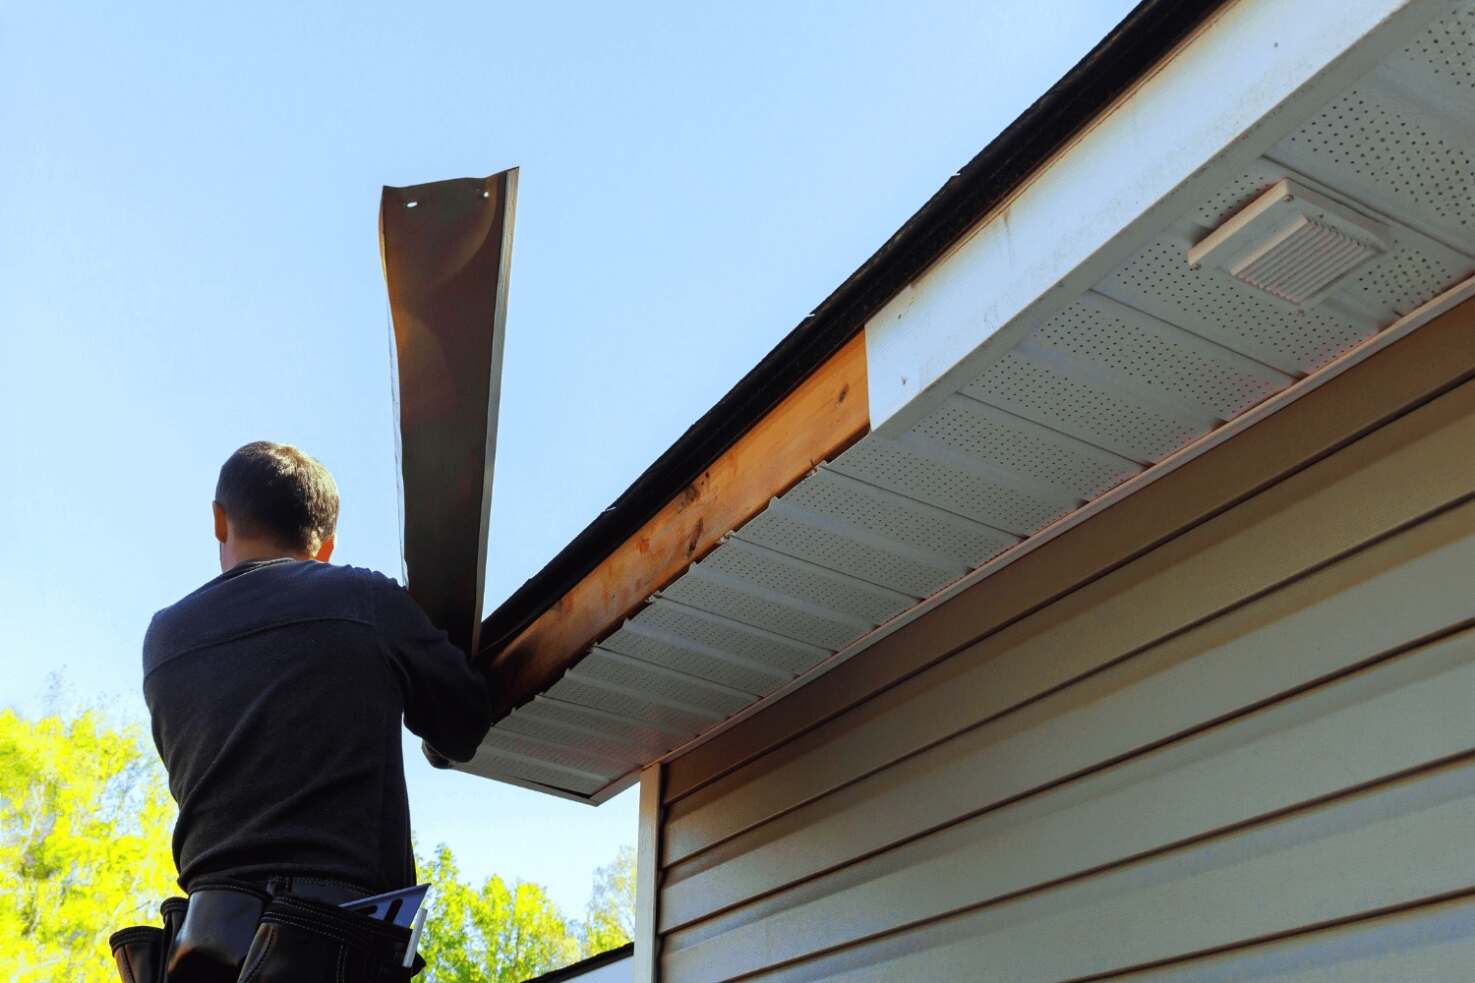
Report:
215,441,339,553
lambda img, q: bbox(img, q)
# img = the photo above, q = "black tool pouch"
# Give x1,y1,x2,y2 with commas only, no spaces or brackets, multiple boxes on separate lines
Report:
159,897,187,973
164,881,269,982
238,895,425,982
109,926,164,983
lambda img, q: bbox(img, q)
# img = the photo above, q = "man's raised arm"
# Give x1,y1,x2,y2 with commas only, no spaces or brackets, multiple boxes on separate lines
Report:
370,572,496,766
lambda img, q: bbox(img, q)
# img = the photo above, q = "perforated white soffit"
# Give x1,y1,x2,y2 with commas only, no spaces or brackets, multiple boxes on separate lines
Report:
462,1,1475,801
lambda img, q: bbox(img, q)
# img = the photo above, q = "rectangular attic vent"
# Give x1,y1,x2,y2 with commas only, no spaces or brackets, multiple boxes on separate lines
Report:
1187,179,1389,308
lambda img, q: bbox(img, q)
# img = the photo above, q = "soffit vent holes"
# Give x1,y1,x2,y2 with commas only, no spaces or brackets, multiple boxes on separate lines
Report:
1277,86,1475,234
830,437,1072,534
548,676,711,734
659,572,865,651
1191,167,1285,230
1344,242,1471,316
574,652,750,716
598,625,784,695
465,746,606,796
633,603,826,676
519,698,683,754
1099,235,1373,372
499,709,662,761
912,396,1135,496
1392,4,1475,92
480,729,628,777
1031,298,1287,419
701,544,909,626
737,507,957,598
786,468,1017,565
962,352,1203,462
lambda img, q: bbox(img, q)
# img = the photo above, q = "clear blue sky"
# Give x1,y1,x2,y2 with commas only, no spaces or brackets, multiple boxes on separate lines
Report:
1,1,1135,914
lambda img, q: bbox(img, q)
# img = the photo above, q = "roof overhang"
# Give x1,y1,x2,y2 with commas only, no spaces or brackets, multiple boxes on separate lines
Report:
462,0,1475,801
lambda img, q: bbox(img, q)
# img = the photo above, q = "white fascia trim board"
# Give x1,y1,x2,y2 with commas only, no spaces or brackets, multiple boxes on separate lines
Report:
864,0,1447,434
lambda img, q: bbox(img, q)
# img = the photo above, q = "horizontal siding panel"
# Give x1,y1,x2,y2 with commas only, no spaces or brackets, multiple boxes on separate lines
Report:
663,303,1475,804
749,758,1475,981
653,307,1475,983
658,506,1475,940
662,500,1475,927
1120,894,1475,982
661,622,1475,979
663,383,1475,866
663,377,1475,861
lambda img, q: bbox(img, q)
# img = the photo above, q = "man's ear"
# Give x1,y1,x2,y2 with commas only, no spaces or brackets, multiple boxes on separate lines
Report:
212,501,228,544
313,535,335,563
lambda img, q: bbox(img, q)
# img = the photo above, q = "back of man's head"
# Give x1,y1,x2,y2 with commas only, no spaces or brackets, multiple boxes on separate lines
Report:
215,441,340,556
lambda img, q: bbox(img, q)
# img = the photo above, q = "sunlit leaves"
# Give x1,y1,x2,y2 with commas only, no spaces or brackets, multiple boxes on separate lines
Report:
417,844,578,981
0,705,636,982
0,709,178,983
581,844,635,958
414,842,635,982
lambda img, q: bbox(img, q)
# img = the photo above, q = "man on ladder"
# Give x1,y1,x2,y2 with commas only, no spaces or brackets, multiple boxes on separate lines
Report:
112,440,494,981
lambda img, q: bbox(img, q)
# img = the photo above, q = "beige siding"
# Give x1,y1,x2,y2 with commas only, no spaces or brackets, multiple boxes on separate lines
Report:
649,304,1475,981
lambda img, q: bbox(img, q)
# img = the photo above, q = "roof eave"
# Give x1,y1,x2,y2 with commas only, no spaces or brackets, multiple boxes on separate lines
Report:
475,0,1233,672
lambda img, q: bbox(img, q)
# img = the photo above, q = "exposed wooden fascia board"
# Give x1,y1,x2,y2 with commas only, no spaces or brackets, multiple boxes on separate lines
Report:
481,332,868,724
476,0,1233,666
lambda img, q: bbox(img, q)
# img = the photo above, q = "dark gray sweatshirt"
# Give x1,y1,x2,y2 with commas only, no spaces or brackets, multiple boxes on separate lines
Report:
143,558,493,893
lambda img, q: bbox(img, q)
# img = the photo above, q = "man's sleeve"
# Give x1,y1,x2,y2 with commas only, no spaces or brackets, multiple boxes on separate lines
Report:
369,572,496,765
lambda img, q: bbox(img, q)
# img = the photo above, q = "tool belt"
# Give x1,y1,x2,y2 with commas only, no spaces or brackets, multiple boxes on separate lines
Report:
109,876,425,982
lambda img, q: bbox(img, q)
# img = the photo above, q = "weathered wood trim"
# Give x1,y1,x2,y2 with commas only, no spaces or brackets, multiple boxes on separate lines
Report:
662,295,1475,803
483,333,869,721
633,764,663,983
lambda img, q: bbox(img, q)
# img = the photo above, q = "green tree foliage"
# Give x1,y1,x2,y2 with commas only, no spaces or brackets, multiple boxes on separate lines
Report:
0,708,178,983
415,841,636,982
578,844,635,958
0,702,636,982
416,845,578,982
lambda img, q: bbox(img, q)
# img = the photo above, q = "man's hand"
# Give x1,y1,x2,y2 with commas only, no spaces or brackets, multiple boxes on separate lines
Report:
421,741,454,770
